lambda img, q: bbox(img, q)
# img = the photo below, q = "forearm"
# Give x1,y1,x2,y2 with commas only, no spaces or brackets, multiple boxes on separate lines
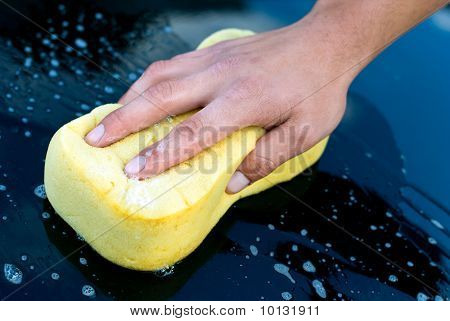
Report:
299,0,447,79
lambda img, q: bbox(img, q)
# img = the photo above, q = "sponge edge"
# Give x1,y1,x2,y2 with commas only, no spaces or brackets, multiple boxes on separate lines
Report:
44,28,329,271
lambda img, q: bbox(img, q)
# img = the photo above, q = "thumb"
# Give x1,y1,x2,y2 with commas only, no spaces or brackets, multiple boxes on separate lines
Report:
226,122,312,194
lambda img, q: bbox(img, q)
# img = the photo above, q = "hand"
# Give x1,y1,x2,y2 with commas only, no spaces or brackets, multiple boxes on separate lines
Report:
85,0,446,193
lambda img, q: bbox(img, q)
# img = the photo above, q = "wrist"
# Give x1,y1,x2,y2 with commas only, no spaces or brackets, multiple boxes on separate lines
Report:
289,4,369,88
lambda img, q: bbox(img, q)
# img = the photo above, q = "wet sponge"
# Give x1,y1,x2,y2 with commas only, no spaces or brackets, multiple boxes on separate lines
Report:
44,29,328,271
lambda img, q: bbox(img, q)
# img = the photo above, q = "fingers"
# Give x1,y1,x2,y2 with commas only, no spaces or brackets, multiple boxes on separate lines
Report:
124,96,247,179
85,73,216,148
118,56,211,104
226,121,314,194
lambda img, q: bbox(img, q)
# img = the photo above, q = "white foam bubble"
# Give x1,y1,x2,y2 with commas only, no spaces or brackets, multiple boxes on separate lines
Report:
34,184,47,199
82,285,96,297
4,263,23,285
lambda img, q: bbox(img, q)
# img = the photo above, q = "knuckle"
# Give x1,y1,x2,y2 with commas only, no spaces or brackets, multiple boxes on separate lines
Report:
209,56,240,77
146,60,171,77
229,77,263,101
145,80,177,102
171,116,205,147
179,116,204,136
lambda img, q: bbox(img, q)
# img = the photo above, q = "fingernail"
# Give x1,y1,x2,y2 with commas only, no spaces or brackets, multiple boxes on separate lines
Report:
226,171,250,194
125,156,147,176
85,124,105,145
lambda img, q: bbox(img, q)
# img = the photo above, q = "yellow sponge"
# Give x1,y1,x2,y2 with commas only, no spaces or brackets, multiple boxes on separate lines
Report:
44,29,328,271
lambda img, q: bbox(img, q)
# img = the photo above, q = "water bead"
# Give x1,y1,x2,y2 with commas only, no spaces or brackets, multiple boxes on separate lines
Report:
302,261,316,273
312,280,326,298
281,291,292,300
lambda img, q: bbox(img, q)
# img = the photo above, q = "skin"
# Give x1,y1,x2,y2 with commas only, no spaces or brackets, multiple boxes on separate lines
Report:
85,0,447,194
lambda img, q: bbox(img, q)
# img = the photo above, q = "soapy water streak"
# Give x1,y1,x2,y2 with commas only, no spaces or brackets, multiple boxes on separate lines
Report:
0,0,445,299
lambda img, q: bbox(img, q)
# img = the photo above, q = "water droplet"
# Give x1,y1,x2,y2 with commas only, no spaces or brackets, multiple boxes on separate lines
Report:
417,292,428,301
4,263,23,285
50,59,59,67
0,184,6,191
41,211,51,219
430,219,444,229
370,225,377,231
267,224,275,230
104,86,114,94
20,255,28,261
74,38,87,49
48,70,58,78
302,261,316,273
312,279,326,298
249,245,258,256
291,244,298,252
385,243,391,248
128,72,137,81
81,285,96,297
407,261,414,267
428,237,437,245
34,184,47,199
24,57,32,68
51,272,60,280
274,263,295,284
300,229,308,236
350,256,356,262
388,275,398,282
95,12,103,20
79,257,87,266
281,291,292,300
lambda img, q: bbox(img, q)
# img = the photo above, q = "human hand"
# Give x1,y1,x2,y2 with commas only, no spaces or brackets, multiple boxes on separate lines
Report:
85,0,446,193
